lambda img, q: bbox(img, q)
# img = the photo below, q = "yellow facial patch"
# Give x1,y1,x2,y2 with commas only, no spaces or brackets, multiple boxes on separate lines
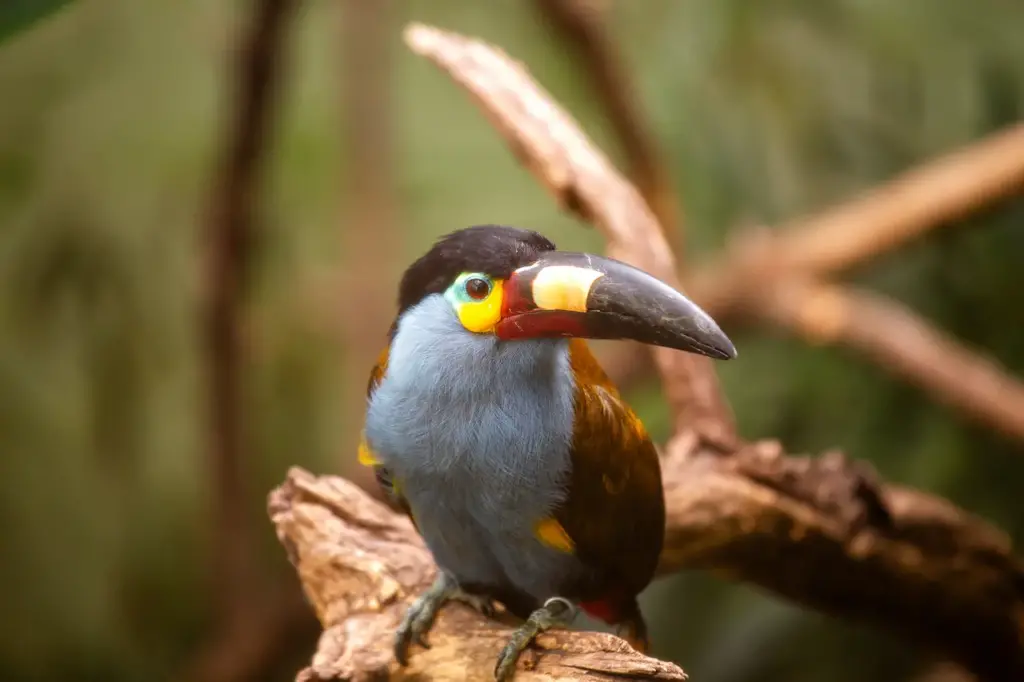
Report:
531,265,603,313
534,517,575,554
457,278,503,332
445,272,505,333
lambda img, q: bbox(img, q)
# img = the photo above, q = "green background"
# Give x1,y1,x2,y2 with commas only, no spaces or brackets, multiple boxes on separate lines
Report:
1,1,1022,680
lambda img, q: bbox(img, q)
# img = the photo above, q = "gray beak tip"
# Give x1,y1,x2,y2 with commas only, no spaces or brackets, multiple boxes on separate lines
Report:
714,338,738,360
685,326,737,360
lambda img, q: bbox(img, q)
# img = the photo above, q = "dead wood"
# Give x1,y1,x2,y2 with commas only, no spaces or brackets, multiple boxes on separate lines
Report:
272,469,687,681
271,438,1024,681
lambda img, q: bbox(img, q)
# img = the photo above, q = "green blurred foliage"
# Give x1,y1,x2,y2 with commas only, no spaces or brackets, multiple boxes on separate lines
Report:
0,1,1022,681
0,0,75,44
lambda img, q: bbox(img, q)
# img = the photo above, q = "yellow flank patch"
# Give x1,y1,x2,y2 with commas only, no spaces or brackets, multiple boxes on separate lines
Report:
357,435,379,467
534,517,575,554
532,266,603,313
387,470,403,497
458,278,505,333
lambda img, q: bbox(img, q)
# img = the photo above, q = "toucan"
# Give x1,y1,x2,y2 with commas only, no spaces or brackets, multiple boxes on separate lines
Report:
358,225,735,680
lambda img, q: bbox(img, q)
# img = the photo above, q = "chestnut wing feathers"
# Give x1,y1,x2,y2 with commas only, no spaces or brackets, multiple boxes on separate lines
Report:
552,340,666,600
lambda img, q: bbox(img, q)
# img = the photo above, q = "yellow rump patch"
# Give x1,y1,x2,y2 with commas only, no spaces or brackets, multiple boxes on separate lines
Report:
534,517,575,554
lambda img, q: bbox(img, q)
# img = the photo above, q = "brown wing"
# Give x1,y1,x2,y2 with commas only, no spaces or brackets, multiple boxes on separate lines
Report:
359,342,416,525
547,339,666,602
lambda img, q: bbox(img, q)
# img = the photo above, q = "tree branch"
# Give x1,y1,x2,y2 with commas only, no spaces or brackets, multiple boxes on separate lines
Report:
404,21,735,445
757,278,1024,444
193,0,303,679
271,468,687,681
203,0,295,612
529,0,667,393
690,124,1024,320
656,437,1024,682
336,0,402,497
271,21,1024,682
531,0,682,247
763,123,1024,277
680,124,1024,446
272,437,1024,682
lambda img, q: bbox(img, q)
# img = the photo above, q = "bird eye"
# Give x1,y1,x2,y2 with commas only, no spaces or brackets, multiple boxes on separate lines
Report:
464,276,491,300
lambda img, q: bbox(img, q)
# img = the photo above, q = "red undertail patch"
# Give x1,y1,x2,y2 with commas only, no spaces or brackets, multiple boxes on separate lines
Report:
579,599,620,624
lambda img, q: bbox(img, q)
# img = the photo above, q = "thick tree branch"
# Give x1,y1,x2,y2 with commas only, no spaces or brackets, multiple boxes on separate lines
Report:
272,21,1024,682
272,439,1024,682
759,278,1024,444
656,437,1024,682
404,22,735,445
271,469,687,681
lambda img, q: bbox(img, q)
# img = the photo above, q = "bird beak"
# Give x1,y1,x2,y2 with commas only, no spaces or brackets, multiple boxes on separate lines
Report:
496,251,737,360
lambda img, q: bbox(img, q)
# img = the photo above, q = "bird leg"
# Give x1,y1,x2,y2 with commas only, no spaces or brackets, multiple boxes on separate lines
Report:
494,596,577,682
394,572,496,665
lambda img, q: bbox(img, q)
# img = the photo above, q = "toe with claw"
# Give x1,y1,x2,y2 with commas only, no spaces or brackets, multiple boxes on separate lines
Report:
394,573,499,666
493,597,576,682
453,591,497,618
395,573,455,665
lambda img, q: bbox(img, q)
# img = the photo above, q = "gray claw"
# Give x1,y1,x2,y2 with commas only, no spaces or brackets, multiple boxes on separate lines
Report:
396,573,482,666
453,592,497,618
394,588,444,665
494,638,526,682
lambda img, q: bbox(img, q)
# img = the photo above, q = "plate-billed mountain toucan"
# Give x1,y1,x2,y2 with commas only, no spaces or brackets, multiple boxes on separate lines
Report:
359,225,736,680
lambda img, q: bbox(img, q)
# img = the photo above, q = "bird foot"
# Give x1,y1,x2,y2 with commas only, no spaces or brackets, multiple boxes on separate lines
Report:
394,573,496,666
493,596,576,682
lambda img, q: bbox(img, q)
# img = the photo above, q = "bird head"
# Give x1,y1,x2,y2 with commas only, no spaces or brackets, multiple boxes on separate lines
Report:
395,225,736,360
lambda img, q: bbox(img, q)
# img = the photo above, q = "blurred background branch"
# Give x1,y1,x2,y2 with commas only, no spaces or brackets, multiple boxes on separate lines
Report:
333,0,402,499
188,1,319,681
531,0,682,245
530,0,672,392
760,278,1024,444
202,0,293,626
690,123,1024,320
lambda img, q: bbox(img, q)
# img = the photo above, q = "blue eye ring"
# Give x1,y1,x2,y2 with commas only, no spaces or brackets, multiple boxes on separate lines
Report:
445,272,494,307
